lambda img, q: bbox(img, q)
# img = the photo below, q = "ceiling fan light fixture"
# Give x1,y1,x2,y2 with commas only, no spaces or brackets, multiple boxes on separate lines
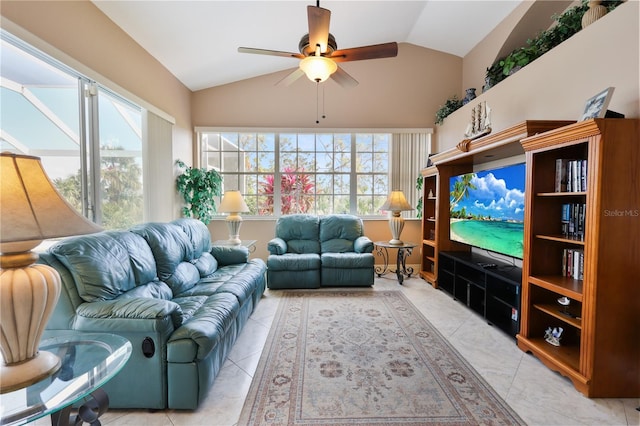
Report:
299,55,337,83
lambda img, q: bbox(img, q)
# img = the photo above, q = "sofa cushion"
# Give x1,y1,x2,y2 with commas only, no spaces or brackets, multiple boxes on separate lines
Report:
131,223,201,294
320,214,364,253
50,231,143,302
321,252,375,268
276,214,320,254
267,253,321,271
171,218,212,256
117,281,173,301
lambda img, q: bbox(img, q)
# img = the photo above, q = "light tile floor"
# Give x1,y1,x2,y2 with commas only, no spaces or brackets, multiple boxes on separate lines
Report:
50,277,640,425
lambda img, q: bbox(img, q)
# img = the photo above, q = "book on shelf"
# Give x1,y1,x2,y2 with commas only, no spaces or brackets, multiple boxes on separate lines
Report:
555,159,569,192
561,203,586,240
562,248,584,280
556,159,588,192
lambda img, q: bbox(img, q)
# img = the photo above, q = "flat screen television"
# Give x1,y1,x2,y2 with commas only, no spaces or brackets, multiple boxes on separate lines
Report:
449,163,526,259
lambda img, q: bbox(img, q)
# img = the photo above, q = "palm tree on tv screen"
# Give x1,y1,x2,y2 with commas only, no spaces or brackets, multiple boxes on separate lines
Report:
450,173,477,214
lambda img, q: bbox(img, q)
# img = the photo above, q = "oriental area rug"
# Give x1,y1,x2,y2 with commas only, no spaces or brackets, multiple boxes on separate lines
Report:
238,290,525,425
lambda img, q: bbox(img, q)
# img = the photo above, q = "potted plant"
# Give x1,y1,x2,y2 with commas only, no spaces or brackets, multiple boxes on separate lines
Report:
175,159,223,224
435,96,464,125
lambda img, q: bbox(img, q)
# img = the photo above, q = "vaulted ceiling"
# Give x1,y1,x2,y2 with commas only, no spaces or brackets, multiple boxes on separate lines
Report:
92,1,524,91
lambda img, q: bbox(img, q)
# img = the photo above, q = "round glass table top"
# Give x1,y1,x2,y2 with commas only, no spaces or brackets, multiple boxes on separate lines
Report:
0,332,131,426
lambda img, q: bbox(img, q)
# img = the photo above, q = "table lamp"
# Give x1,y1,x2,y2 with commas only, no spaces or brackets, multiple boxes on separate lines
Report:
218,190,249,245
0,153,102,393
380,190,413,245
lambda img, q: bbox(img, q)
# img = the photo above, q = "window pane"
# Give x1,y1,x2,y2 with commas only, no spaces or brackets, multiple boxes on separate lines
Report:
98,89,143,229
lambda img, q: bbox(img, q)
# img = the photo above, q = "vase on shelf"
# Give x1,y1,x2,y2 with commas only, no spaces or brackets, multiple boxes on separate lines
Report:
462,88,476,105
582,0,607,28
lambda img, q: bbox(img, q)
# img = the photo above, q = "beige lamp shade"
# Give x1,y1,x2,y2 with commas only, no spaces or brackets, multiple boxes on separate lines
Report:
380,190,413,212
0,153,102,253
380,190,413,245
218,190,249,213
0,152,102,393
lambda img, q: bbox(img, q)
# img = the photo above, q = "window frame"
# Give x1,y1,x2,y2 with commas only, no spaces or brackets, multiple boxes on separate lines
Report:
197,127,432,219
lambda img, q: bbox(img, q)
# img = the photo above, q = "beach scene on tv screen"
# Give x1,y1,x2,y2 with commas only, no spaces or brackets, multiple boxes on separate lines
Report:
449,164,525,259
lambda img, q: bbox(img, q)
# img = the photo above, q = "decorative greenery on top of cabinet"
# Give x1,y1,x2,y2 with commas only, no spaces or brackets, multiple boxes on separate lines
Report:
485,0,624,89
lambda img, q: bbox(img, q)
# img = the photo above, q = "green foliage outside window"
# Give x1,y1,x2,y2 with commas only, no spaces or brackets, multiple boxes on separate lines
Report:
54,146,143,229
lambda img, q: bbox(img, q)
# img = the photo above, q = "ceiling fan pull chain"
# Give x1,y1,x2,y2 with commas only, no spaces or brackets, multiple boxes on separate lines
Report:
322,84,326,120
316,82,320,124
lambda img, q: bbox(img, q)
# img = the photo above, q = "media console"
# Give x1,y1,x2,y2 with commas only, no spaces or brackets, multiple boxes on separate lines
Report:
438,251,522,338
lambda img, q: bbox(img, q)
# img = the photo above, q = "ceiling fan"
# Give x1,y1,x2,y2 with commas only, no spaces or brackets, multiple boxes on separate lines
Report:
238,1,398,88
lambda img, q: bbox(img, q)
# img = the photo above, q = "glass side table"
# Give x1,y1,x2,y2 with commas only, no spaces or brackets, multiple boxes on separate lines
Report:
212,239,257,253
374,241,417,284
0,332,131,426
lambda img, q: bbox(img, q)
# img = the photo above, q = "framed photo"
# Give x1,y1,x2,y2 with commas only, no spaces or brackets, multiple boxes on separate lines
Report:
579,87,614,121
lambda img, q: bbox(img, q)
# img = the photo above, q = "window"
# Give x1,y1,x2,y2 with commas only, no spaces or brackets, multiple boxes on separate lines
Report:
198,129,431,217
1,31,143,229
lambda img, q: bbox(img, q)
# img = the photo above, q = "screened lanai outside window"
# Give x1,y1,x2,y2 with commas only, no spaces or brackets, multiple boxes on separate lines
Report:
0,32,143,229
199,130,391,216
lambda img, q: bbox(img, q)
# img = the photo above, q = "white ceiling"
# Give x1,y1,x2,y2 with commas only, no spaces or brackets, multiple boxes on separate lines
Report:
92,1,523,91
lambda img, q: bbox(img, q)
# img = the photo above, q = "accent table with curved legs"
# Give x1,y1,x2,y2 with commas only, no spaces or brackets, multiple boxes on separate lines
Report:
374,241,417,284
0,332,131,426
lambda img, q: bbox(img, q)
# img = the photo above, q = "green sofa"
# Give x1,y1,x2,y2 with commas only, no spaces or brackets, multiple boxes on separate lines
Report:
266,214,375,289
38,218,266,410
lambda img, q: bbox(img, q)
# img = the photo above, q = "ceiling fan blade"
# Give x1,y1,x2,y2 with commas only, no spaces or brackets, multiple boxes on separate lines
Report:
331,66,359,89
238,47,304,59
330,42,398,63
307,5,331,54
276,68,305,87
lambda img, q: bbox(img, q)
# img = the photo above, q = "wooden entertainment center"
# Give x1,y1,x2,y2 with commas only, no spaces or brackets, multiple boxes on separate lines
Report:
419,119,639,397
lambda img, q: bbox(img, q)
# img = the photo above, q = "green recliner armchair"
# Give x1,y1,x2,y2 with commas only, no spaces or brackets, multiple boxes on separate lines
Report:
267,214,374,289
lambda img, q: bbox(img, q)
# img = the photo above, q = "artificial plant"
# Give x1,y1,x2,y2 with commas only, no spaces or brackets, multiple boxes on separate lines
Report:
175,159,223,224
435,96,464,125
485,0,624,88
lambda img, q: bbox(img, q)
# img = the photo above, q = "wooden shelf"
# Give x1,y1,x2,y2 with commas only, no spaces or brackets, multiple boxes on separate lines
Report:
535,234,585,245
529,275,583,301
519,119,640,397
422,239,436,247
517,336,581,373
537,191,587,197
533,303,582,329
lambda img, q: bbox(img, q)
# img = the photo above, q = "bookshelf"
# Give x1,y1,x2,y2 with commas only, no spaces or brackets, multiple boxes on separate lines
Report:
419,166,438,285
518,119,639,397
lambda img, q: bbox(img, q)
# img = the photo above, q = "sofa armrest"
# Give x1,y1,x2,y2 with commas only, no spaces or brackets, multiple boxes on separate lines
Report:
267,238,287,255
74,298,184,331
211,245,249,266
354,236,374,253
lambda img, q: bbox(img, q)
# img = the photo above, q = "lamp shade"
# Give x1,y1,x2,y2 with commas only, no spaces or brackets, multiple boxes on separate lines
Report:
1,152,102,392
380,190,413,212
0,153,102,253
299,55,338,83
218,190,249,213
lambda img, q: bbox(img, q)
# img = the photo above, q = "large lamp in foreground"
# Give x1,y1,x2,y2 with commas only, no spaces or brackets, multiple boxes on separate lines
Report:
380,190,413,245
218,190,249,245
0,153,102,393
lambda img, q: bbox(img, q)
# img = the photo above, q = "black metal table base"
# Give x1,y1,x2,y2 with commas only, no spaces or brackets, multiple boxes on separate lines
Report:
50,389,109,426
375,245,414,284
